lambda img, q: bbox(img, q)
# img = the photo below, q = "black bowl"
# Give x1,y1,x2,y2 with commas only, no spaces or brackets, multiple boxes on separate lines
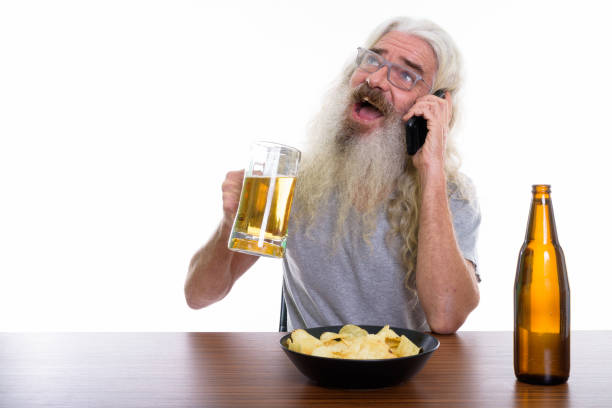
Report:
280,325,439,388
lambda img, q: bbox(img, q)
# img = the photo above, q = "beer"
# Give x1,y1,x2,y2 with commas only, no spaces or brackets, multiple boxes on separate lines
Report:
229,175,296,258
514,185,570,385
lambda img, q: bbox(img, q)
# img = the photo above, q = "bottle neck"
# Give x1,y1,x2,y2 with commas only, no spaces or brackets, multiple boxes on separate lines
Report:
525,185,559,244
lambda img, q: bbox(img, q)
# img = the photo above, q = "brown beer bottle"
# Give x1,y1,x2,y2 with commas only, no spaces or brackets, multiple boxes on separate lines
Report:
514,185,570,385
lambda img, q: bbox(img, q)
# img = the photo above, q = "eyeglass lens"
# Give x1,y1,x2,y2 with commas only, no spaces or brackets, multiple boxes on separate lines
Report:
358,49,418,90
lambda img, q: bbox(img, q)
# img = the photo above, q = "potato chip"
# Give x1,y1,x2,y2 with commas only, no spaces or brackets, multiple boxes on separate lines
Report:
288,329,322,355
320,331,346,342
312,339,348,358
376,325,400,340
392,335,421,357
338,324,368,339
340,336,363,358
352,334,395,359
311,346,335,358
287,324,421,360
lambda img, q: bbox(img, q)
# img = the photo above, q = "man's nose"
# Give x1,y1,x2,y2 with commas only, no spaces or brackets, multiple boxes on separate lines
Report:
366,65,390,91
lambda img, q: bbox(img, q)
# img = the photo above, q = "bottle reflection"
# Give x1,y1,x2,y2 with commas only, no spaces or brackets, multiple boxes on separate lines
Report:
513,380,569,408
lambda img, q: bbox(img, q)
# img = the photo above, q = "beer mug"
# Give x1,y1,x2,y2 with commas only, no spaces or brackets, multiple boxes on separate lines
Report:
228,141,301,258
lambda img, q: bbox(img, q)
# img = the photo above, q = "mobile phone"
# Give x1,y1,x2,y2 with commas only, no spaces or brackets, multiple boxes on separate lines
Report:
404,89,447,155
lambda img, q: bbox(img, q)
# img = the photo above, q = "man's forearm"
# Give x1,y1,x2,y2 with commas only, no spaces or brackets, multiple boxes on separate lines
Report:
184,222,257,309
415,171,479,334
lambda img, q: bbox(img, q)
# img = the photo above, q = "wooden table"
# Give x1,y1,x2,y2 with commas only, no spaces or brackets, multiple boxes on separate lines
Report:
0,331,609,407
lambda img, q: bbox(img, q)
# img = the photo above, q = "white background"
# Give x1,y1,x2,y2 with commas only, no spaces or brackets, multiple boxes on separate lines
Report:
1,0,610,331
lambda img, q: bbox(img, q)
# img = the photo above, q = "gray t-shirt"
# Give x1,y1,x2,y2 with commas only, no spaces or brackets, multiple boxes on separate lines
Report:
282,184,481,331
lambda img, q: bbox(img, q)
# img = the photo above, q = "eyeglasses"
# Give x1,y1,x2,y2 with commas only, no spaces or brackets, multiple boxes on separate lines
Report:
355,47,432,92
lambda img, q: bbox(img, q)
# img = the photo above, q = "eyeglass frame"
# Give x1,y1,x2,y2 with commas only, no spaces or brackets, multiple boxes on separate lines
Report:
355,47,433,92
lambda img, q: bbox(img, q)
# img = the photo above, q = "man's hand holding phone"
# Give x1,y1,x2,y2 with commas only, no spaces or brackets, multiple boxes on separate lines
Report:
402,90,452,176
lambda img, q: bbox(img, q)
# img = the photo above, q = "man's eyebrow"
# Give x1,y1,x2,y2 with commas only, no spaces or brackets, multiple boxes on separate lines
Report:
369,47,424,75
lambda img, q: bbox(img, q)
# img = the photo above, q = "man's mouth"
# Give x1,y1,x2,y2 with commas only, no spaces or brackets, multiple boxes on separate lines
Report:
352,96,385,122
349,83,395,126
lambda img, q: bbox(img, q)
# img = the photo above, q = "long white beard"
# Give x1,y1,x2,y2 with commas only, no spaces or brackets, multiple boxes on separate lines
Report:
294,80,408,239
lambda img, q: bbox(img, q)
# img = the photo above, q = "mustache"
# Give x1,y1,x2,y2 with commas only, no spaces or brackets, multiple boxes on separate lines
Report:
351,82,395,117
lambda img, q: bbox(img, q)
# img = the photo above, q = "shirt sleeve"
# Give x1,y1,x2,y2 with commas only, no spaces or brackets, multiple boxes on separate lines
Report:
448,180,482,282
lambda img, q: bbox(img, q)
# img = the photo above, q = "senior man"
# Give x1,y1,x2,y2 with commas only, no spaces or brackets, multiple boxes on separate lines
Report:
185,17,481,334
